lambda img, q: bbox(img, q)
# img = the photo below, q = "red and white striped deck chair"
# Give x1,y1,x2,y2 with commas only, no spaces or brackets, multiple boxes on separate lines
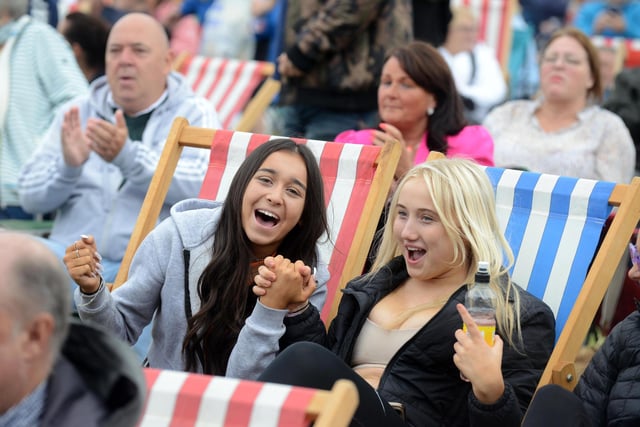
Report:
113,117,401,324
591,36,640,68
174,52,281,132
138,368,358,427
452,0,518,73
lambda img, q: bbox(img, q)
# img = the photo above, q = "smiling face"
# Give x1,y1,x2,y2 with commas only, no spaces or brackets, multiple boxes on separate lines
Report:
540,35,594,104
392,177,462,281
106,13,171,115
378,56,434,132
241,150,308,258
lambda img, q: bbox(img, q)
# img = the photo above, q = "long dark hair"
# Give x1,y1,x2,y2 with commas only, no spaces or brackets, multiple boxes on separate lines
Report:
386,41,467,154
182,139,329,374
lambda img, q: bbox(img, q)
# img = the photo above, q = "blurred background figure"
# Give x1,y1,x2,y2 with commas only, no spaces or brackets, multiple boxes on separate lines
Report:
412,0,451,46
29,0,58,27
153,0,200,55
59,11,109,82
604,67,640,175
596,43,626,102
276,0,412,141
74,0,126,26
519,0,570,48
439,6,507,124
484,27,635,183
0,0,87,219
573,0,640,38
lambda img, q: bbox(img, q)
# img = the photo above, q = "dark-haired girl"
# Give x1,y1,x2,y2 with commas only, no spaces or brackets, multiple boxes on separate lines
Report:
64,138,330,375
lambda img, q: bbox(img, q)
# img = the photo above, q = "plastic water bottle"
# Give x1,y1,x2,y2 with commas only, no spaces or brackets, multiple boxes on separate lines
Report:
464,261,497,346
460,261,496,381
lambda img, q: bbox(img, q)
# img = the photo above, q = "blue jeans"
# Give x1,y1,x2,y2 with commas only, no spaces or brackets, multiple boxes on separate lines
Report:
279,105,379,141
0,206,34,219
39,237,151,362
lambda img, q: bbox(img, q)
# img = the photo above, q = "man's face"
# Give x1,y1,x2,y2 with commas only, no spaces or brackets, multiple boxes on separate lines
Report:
106,15,171,115
0,280,30,414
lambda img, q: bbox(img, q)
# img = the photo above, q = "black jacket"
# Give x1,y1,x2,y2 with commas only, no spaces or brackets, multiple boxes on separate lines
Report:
286,256,556,427
574,308,640,427
41,320,146,427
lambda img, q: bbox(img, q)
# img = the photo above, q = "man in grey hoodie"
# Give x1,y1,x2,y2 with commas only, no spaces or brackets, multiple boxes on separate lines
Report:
18,12,219,296
0,232,145,427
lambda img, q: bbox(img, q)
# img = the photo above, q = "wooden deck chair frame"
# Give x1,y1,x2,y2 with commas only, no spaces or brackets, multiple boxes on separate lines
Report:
451,0,518,75
426,152,640,390
173,52,281,132
113,117,401,326
139,368,359,427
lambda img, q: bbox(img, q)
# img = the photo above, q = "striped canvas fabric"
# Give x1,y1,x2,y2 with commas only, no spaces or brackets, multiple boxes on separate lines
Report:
591,35,640,68
138,368,316,427
484,167,616,339
198,130,382,321
177,55,273,129
452,0,516,68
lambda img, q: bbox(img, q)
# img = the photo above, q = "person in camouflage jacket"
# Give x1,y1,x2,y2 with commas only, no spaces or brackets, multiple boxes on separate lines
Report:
277,0,413,140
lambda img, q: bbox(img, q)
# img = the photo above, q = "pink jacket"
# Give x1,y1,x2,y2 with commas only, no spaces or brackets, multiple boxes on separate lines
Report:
335,125,495,166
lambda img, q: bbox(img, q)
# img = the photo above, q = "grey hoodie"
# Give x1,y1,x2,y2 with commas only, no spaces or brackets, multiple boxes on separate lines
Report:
75,198,328,375
18,72,220,262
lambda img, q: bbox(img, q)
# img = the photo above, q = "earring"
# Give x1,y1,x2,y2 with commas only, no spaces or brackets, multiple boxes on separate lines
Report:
427,107,435,116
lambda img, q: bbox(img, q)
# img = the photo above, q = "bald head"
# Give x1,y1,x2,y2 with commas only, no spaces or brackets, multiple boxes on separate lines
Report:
0,232,70,352
0,232,61,272
109,12,170,51
106,13,172,115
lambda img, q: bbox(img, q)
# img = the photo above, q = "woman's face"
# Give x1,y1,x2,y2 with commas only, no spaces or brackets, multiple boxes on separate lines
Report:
392,178,463,282
540,36,594,103
446,15,478,53
241,151,307,258
378,57,434,132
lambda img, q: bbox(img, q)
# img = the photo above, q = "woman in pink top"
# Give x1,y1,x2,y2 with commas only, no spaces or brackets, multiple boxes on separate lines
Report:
336,41,494,178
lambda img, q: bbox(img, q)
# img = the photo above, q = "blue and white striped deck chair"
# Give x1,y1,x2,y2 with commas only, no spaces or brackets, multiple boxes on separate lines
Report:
484,167,640,390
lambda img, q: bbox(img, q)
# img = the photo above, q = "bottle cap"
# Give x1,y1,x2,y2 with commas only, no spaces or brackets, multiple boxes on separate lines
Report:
475,261,490,283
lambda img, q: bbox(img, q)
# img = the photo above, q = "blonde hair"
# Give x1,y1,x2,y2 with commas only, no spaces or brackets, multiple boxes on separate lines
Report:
370,158,523,346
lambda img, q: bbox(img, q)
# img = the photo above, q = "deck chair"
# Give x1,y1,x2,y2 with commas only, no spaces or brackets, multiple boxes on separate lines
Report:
451,0,518,74
138,368,359,427
173,52,281,132
113,117,401,324
482,166,640,390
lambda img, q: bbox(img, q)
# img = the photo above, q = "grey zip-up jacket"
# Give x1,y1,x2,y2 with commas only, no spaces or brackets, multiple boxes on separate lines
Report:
18,72,220,262
76,199,328,373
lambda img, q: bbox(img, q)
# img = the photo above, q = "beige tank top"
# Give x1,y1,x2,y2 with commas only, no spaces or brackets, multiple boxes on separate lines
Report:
351,318,419,368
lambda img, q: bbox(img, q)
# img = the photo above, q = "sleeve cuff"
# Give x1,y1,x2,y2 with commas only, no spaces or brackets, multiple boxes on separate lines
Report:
286,45,316,73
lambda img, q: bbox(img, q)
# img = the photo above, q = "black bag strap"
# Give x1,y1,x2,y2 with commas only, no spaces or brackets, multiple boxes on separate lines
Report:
468,50,477,85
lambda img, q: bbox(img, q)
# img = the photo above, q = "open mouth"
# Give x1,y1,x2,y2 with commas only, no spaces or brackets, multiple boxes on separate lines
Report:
407,246,426,261
255,209,280,227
